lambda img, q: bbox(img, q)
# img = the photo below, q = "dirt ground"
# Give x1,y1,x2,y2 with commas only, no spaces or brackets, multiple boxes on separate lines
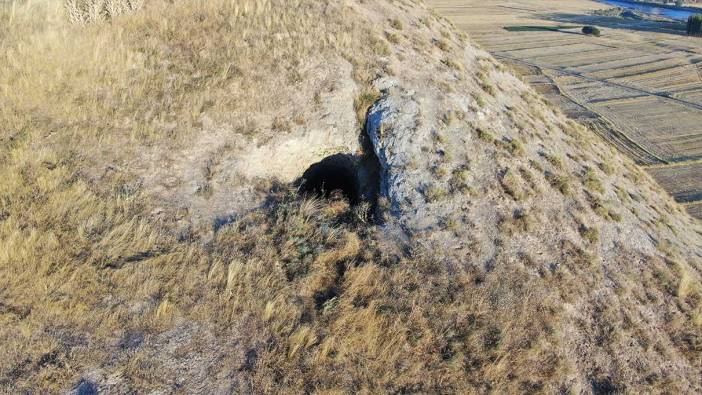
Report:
428,0,702,219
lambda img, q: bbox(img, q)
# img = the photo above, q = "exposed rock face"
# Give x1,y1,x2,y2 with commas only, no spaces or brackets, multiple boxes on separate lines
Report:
363,19,701,265
366,82,422,216
135,57,363,229
357,0,702,388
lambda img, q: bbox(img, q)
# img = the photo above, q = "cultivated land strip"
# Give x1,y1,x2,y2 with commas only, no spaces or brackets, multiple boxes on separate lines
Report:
429,0,702,219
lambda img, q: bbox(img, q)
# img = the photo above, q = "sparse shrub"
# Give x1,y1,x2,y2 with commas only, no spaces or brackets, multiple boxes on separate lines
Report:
385,32,400,44
436,39,450,51
441,216,459,232
293,114,306,125
543,153,564,169
579,225,599,244
476,128,494,142
609,210,622,222
546,173,571,196
236,118,260,136
425,186,448,202
438,148,452,162
474,94,487,108
443,58,464,71
500,209,536,235
529,159,544,172
500,138,524,155
440,111,457,127
590,196,623,222
590,196,609,218
478,72,496,96
390,17,403,30
432,165,449,179
272,116,292,133
369,35,391,56
449,168,470,192
354,90,381,126
420,16,432,28
519,166,534,184
582,26,601,37
584,168,604,194
615,186,630,203
483,326,502,350
599,161,614,175
501,169,528,201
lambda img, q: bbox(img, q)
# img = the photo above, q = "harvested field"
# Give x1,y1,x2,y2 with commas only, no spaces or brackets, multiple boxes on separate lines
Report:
428,0,702,219
688,202,702,218
647,162,702,203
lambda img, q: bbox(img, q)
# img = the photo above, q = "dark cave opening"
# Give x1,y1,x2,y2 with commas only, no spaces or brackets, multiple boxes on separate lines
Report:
296,135,381,218
295,109,383,221
298,154,361,205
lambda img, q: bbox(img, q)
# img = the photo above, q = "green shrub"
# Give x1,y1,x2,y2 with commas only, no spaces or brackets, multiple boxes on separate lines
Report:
425,186,448,202
582,26,601,37
687,15,702,36
584,168,604,194
476,128,494,142
546,173,571,196
579,225,599,244
354,90,381,126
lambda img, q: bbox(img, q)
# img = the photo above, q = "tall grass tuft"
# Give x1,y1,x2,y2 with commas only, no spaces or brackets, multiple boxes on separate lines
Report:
687,14,702,36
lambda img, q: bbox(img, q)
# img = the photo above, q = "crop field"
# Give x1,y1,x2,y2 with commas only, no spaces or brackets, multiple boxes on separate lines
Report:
648,162,702,203
428,0,702,219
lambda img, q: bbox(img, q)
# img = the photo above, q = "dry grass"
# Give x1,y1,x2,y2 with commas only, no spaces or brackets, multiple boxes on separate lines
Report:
0,178,575,392
546,172,572,196
209,194,573,393
354,89,382,126
0,0,387,390
583,167,604,194
1,0,702,393
579,224,599,244
501,169,529,201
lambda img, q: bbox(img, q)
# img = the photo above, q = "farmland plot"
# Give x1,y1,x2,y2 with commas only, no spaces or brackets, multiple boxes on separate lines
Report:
428,0,702,219
688,202,702,218
648,162,702,203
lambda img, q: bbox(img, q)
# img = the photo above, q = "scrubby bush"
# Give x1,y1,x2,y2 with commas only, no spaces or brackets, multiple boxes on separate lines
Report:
582,26,601,36
687,14,702,36
354,90,381,126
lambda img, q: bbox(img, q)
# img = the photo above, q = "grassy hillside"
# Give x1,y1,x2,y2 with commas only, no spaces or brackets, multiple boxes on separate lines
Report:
1,0,701,393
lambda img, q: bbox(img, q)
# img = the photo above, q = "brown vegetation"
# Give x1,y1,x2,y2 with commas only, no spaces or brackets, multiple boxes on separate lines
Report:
1,0,701,393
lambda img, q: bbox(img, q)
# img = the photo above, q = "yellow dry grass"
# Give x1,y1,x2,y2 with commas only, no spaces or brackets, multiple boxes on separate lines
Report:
1,0,701,393
0,0,386,390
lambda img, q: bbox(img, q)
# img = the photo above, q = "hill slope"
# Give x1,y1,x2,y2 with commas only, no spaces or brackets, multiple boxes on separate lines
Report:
1,0,701,393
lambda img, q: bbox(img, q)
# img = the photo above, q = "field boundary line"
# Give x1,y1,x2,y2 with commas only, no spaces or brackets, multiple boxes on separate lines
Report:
643,158,702,169
493,53,702,111
509,59,668,165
